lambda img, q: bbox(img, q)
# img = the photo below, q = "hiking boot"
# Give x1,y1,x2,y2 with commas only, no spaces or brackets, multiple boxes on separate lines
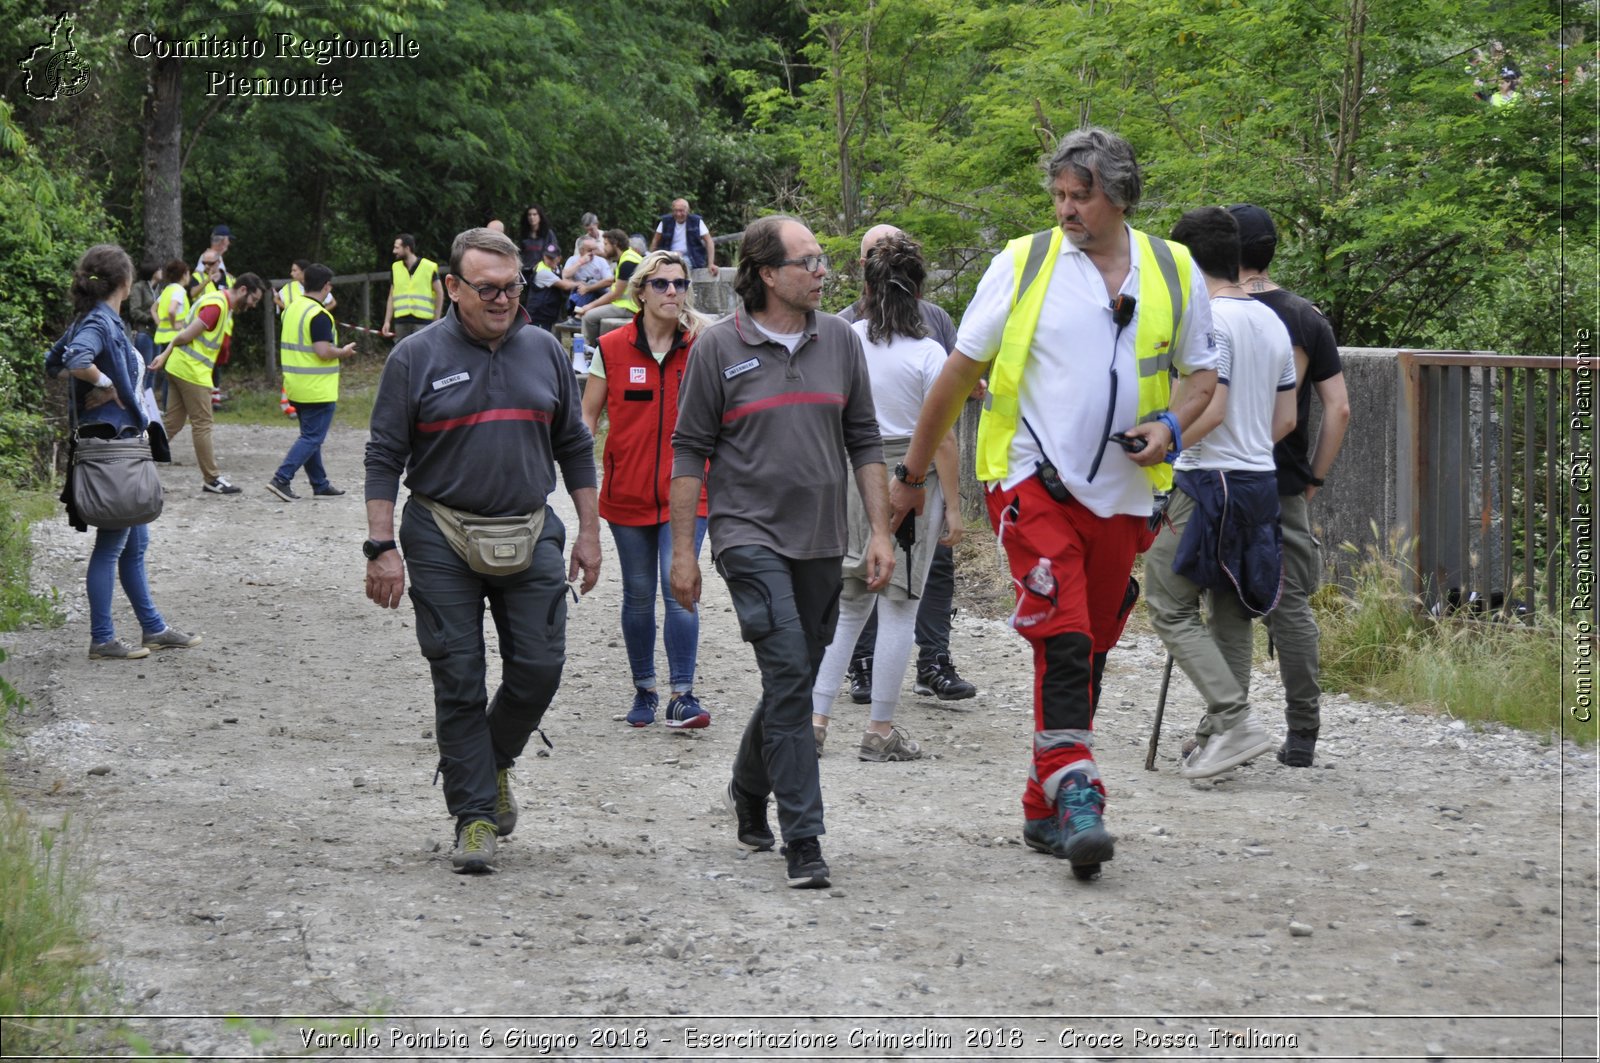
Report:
1023,816,1062,856
451,819,497,873
1276,726,1319,768
88,638,149,660
846,654,872,704
913,652,977,700
141,627,202,650
625,688,659,727
723,780,774,852
783,835,831,889
495,769,518,838
1179,712,1277,779
814,723,827,759
858,726,924,762
312,484,346,497
203,476,241,495
663,691,710,729
266,478,300,502
1054,770,1116,877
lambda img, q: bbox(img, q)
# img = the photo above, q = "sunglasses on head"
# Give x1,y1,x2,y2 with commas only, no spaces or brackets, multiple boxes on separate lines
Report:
646,277,691,293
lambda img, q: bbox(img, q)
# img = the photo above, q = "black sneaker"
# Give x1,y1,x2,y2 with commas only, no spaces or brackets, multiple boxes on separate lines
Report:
266,478,300,502
203,476,242,495
1276,727,1319,768
783,836,831,889
913,652,977,700
723,780,775,851
846,655,872,704
312,484,347,497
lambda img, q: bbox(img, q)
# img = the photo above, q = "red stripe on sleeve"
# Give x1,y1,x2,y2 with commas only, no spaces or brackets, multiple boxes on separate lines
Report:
415,408,553,433
721,391,845,425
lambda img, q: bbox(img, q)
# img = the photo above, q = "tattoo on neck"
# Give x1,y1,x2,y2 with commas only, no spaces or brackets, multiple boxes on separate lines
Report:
1247,277,1270,292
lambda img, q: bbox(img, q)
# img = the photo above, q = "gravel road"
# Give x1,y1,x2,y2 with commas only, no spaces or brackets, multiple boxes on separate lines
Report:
3,422,1596,1061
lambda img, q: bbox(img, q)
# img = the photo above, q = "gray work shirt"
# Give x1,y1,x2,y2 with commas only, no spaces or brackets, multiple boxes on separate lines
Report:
671,308,883,559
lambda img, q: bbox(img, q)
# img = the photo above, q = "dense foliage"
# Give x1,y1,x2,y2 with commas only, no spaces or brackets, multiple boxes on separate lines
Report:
0,0,1590,484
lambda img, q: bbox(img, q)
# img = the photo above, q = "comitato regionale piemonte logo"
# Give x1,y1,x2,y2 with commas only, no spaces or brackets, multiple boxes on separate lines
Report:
19,12,91,101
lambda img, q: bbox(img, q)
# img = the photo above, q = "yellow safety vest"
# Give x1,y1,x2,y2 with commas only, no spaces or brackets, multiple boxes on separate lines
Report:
612,248,643,313
391,257,439,320
154,282,189,345
280,293,340,403
167,291,231,387
282,279,305,305
192,269,238,339
976,226,1192,492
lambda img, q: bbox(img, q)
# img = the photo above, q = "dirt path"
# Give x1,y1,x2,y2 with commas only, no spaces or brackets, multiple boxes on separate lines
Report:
3,422,1596,1060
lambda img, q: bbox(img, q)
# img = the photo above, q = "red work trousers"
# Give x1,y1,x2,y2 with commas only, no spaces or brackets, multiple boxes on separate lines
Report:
986,476,1149,820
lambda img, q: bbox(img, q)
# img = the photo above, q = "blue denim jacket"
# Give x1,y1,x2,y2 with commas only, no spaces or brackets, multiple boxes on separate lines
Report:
46,303,148,436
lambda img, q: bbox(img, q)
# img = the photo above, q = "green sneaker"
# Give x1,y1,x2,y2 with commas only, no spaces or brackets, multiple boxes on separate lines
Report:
495,769,518,838
452,819,497,873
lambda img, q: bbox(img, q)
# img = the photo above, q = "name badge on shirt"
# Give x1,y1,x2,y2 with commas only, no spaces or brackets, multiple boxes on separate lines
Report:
723,357,760,380
431,372,470,391
629,366,648,384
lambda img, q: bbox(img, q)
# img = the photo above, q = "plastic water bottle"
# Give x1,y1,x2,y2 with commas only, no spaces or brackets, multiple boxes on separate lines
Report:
1011,557,1058,629
571,333,588,374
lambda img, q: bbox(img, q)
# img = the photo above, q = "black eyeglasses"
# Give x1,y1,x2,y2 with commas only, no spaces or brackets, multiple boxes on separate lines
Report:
646,277,692,293
776,254,830,273
457,278,526,302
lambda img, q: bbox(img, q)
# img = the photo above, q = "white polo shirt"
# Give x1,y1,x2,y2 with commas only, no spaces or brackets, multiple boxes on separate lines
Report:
955,224,1216,517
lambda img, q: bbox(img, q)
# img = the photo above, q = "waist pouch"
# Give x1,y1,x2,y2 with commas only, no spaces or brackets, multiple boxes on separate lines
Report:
413,492,546,576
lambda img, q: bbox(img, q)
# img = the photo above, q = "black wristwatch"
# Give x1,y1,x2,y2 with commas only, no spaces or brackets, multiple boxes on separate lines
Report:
1307,476,1326,488
363,538,397,561
893,462,927,489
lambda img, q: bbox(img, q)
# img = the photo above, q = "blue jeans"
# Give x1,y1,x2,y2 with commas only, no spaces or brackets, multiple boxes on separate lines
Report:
87,524,165,644
609,518,706,692
273,401,336,489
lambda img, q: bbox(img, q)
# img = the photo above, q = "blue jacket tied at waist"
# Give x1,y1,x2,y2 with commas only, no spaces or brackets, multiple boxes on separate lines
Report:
1171,468,1284,617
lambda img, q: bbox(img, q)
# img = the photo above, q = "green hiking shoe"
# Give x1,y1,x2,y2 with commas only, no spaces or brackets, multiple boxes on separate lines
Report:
452,819,497,873
495,769,518,838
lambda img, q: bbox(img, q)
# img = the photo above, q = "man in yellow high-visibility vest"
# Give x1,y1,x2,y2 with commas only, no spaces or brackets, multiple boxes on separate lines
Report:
382,233,443,341
151,273,268,495
889,127,1218,883
267,264,358,501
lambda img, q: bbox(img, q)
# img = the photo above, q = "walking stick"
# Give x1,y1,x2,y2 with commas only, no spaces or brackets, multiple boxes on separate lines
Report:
1144,652,1174,771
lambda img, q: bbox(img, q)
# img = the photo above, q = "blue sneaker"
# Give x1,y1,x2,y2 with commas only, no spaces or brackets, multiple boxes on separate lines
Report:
626,688,659,727
1054,770,1116,879
664,691,710,729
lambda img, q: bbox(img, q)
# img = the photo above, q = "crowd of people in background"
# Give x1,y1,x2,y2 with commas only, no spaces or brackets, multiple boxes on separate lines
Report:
57,129,1355,890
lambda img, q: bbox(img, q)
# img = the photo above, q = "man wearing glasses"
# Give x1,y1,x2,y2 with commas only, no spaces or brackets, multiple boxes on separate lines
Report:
364,227,601,874
669,214,895,890
889,128,1217,883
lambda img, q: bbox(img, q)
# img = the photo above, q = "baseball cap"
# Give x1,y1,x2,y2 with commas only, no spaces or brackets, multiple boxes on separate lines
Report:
211,224,232,238
1225,204,1276,248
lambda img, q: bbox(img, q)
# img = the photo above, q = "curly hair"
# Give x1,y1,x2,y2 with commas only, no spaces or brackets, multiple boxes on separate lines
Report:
859,232,928,344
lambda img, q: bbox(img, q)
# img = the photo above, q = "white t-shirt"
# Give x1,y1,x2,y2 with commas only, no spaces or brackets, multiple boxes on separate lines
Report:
589,345,669,380
1175,297,1296,473
655,218,711,256
752,320,805,353
955,224,1217,517
850,320,945,438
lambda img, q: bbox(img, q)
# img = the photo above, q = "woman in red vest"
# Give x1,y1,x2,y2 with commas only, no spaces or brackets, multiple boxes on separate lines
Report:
582,251,711,729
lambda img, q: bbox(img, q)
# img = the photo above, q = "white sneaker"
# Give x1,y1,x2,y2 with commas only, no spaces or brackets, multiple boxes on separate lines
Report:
1179,712,1277,779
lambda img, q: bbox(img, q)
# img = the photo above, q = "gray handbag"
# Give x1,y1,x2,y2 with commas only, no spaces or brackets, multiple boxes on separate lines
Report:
66,381,164,530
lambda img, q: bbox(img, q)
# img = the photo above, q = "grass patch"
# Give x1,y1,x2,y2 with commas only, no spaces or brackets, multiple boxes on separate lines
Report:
1316,532,1567,738
214,353,387,430
0,485,64,632
0,802,101,1056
